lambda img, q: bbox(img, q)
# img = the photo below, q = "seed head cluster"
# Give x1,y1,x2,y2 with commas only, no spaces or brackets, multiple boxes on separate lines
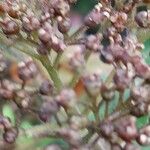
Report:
0,0,150,149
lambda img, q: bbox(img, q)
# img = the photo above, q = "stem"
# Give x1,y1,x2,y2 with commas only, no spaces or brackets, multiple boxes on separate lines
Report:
54,114,62,127
88,134,100,149
0,34,40,60
69,72,80,87
105,69,115,85
0,33,62,91
67,25,87,44
104,101,109,118
40,56,62,91
19,123,57,138
116,92,124,110
53,52,63,68
69,51,91,87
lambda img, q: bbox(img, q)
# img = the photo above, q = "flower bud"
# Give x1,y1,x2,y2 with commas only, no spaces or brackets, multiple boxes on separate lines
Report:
39,79,54,95
82,72,102,97
56,89,76,109
135,11,150,28
51,0,70,17
100,121,114,138
114,116,137,141
57,16,71,33
39,97,59,122
124,143,140,150
137,125,150,145
2,17,20,35
18,59,37,81
114,69,132,91
3,127,18,143
85,34,101,52
84,3,109,27
101,84,115,101
37,43,49,55
15,90,30,109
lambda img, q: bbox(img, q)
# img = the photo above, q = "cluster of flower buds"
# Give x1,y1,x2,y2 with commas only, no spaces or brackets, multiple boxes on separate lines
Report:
99,116,150,149
84,3,110,27
22,9,40,32
0,115,18,143
38,22,66,53
0,0,150,149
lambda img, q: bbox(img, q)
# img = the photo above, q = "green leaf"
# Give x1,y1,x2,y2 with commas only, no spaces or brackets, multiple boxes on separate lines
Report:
20,121,33,129
88,111,95,121
16,137,68,150
136,115,149,129
2,104,15,125
142,38,150,64
73,0,96,15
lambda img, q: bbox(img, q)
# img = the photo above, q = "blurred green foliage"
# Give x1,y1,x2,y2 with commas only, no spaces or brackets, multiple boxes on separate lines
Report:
73,0,97,15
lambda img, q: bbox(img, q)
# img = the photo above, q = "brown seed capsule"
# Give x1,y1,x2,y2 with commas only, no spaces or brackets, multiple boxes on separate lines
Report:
0,2,8,14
